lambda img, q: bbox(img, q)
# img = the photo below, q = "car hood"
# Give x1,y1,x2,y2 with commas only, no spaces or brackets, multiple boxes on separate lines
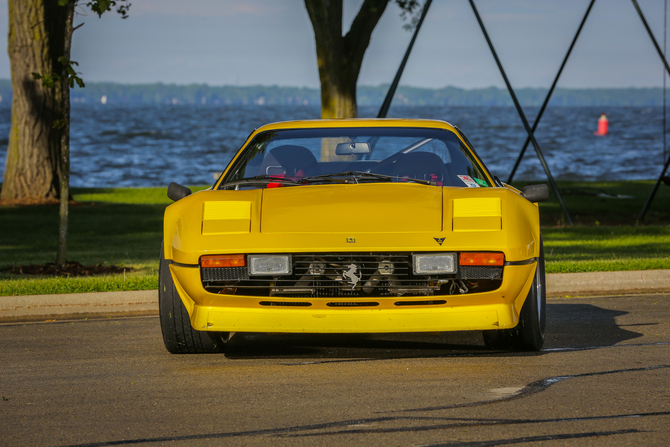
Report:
164,184,540,265
260,183,443,233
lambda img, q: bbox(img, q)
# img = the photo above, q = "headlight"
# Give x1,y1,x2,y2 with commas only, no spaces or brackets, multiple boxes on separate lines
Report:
248,255,292,276
413,253,456,275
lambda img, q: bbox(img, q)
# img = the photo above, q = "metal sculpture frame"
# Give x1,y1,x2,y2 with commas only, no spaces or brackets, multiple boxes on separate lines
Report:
378,0,670,224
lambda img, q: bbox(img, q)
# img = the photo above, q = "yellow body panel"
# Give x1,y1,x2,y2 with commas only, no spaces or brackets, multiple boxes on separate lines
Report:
261,183,443,233
163,119,542,334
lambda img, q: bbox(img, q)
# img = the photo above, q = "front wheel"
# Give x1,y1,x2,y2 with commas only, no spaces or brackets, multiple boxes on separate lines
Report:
482,237,546,351
159,243,229,354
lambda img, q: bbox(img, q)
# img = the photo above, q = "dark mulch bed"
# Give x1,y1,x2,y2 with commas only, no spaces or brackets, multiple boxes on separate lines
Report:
1,261,133,277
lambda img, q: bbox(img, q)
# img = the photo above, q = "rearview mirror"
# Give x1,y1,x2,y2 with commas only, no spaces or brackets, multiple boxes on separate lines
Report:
521,184,550,203
335,142,371,155
167,182,192,202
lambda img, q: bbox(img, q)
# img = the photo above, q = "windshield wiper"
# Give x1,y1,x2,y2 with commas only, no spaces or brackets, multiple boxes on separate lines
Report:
222,172,437,189
302,171,436,186
221,175,301,188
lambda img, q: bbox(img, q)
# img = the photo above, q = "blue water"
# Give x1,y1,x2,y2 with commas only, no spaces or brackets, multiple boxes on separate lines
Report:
0,102,668,187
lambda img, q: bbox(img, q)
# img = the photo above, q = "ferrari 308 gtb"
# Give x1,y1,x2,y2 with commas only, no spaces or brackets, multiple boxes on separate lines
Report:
160,119,549,353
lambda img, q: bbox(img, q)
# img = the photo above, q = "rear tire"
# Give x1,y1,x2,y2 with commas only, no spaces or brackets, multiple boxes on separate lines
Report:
159,243,228,354
482,236,546,351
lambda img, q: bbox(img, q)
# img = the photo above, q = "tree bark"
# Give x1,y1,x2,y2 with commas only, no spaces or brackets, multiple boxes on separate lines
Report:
2,0,69,202
305,0,389,119
56,1,76,266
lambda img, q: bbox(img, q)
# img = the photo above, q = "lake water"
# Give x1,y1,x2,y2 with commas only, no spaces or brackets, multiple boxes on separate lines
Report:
0,103,668,187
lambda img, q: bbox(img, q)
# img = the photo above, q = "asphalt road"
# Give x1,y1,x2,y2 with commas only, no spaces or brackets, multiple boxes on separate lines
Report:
1,294,668,447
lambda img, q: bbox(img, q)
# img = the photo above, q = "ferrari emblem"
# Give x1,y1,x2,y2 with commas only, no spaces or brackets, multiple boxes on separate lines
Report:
434,237,446,246
342,264,362,289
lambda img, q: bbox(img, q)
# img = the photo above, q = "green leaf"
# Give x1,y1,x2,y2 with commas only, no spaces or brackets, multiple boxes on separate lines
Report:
32,72,60,89
52,119,66,130
85,0,130,18
88,0,112,17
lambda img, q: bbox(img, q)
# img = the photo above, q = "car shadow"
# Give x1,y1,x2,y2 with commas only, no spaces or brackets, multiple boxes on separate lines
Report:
542,302,645,350
221,302,643,360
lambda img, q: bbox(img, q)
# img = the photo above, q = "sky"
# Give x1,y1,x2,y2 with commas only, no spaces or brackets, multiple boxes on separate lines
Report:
0,0,669,89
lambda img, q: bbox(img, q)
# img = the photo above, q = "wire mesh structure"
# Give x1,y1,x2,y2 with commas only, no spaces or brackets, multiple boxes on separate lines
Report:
377,0,670,223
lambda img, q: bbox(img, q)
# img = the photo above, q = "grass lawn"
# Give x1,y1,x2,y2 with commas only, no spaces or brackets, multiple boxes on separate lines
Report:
511,180,670,226
0,181,668,295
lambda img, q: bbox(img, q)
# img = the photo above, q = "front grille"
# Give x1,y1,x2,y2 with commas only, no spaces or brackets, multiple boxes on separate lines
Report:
459,265,502,280
201,252,503,297
202,267,248,281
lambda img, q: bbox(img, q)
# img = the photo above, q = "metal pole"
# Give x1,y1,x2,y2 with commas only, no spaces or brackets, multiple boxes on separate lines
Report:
468,0,573,226
377,0,433,118
508,0,596,183
639,156,670,220
632,0,670,220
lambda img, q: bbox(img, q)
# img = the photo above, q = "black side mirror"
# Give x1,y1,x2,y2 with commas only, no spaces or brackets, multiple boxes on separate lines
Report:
167,182,192,202
521,184,550,203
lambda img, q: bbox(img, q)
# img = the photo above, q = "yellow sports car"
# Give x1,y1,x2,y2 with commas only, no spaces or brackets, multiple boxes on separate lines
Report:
160,119,549,354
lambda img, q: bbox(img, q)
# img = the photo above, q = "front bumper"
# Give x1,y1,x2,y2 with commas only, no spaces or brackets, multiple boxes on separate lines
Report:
169,262,536,333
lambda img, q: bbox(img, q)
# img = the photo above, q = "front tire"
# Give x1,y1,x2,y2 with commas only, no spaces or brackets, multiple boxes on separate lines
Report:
159,243,228,354
482,237,546,351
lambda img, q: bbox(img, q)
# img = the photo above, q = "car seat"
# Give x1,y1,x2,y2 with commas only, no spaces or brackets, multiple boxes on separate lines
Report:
385,151,452,186
257,145,320,177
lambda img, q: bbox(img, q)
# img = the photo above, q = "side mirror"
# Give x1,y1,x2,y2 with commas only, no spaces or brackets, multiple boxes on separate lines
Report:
167,182,192,202
522,184,550,203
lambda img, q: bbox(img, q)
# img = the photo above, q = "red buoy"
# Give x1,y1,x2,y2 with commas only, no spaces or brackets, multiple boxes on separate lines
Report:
594,113,608,136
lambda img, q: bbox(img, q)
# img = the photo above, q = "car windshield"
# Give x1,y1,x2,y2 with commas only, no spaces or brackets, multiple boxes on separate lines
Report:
218,127,492,189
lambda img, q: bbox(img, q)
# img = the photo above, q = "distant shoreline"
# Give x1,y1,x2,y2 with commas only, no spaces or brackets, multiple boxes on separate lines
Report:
0,79,669,107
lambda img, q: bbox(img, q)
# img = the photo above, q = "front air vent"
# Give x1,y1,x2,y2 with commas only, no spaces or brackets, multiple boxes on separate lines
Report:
326,302,379,307
259,301,312,307
394,300,447,306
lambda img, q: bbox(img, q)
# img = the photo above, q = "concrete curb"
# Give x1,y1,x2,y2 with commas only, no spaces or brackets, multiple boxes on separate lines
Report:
0,290,157,322
1,270,668,322
546,269,670,297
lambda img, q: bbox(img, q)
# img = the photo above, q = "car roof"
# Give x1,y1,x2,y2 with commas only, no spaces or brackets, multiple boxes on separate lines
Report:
252,118,459,133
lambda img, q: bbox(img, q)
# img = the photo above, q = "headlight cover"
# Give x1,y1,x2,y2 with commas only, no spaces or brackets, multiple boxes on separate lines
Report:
413,253,457,275
248,255,292,276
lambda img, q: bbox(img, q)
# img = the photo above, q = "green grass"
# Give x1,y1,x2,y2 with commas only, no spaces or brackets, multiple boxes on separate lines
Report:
0,274,158,296
510,180,670,226
520,179,670,273
72,185,210,204
0,187,179,296
543,226,670,273
0,182,668,295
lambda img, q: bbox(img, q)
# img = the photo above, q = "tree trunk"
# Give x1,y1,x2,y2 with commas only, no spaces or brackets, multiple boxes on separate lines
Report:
305,0,389,119
2,0,69,202
56,1,76,267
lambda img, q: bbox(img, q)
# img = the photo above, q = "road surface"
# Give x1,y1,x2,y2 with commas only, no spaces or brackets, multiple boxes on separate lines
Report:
1,294,668,446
